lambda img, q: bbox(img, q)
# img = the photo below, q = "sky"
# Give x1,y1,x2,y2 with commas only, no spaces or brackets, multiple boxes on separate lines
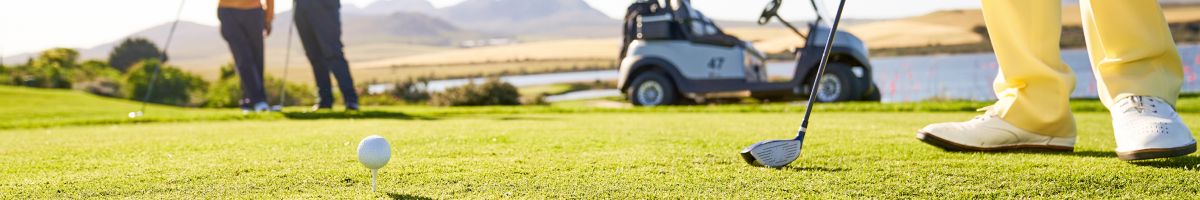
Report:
0,0,982,57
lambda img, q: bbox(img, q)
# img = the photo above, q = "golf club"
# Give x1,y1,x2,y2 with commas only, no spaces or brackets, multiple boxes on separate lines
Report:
131,0,186,118
740,0,847,168
271,1,297,112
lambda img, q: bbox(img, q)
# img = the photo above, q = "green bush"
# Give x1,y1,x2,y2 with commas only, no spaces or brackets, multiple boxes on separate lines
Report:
7,48,82,88
123,59,208,107
2,49,125,91
204,63,315,108
109,38,166,72
0,65,8,85
390,77,431,103
73,77,124,98
522,93,549,105
76,60,122,82
429,78,521,106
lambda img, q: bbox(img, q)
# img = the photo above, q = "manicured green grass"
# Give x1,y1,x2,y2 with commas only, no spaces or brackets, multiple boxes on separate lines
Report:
10,84,1200,130
4,112,1199,198
4,86,1200,198
0,86,281,130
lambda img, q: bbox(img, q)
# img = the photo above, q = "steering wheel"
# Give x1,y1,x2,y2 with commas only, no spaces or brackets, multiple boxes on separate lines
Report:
758,0,783,25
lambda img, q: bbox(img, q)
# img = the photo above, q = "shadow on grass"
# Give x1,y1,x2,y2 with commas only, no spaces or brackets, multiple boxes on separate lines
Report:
494,116,555,121
963,150,1200,168
387,193,433,200
1127,155,1200,169
283,111,439,120
778,166,849,172
944,149,1118,158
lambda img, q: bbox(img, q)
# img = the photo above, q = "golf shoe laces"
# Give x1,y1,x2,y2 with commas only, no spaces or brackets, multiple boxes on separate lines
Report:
1115,96,1163,114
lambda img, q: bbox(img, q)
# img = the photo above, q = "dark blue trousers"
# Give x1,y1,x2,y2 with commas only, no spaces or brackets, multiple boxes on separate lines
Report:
295,0,358,107
218,7,267,108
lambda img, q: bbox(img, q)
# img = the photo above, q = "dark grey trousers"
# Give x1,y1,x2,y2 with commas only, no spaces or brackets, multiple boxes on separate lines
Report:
295,0,358,107
218,7,267,108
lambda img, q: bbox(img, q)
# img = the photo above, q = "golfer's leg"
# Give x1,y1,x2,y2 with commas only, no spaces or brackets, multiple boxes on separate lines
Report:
219,8,265,108
309,6,358,106
914,0,1077,151
295,9,334,107
327,57,358,106
1080,0,1184,107
983,0,1077,137
244,8,268,105
1081,0,1194,160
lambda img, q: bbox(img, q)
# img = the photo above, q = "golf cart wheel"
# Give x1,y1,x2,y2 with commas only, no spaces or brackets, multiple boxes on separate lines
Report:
628,72,677,106
810,62,860,102
863,83,881,101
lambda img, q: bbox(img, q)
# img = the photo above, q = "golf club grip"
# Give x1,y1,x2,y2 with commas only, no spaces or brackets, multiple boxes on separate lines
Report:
799,0,847,131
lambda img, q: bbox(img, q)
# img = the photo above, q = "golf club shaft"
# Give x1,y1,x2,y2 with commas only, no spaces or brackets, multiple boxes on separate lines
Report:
797,0,846,138
278,4,296,108
139,0,187,114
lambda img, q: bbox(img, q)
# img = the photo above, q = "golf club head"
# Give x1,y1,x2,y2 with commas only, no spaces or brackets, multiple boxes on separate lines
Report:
740,139,802,168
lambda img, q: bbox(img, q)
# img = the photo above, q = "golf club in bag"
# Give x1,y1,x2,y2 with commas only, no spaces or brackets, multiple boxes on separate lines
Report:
131,0,186,118
740,0,847,168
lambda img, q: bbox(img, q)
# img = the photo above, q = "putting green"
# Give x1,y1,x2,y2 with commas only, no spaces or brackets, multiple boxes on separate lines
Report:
4,112,1199,198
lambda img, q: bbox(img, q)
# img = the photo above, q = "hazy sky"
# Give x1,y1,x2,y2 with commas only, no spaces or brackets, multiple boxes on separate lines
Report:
0,0,981,57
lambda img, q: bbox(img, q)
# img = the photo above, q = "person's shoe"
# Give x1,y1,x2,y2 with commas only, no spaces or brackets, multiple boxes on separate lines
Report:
1110,96,1197,161
916,105,1075,151
346,103,360,111
242,107,253,115
253,102,269,113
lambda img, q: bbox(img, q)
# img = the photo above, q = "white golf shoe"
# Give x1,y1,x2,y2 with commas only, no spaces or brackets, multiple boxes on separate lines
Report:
253,102,270,113
916,106,1075,151
1110,96,1197,161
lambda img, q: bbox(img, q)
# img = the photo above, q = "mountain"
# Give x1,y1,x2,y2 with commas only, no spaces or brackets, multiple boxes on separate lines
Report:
1,10,480,72
342,12,485,46
435,0,620,38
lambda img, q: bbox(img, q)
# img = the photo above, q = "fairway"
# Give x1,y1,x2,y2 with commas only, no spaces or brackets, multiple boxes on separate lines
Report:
4,112,1199,198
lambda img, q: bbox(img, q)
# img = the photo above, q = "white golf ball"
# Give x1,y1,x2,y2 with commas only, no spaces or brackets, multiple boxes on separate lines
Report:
357,135,391,170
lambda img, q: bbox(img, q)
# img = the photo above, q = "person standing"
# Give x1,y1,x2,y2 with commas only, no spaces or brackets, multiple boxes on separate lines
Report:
218,0,273,113
295,0,359,111
917,0,1196,161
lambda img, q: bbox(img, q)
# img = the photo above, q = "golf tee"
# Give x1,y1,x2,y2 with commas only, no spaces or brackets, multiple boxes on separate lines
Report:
371,169,378,192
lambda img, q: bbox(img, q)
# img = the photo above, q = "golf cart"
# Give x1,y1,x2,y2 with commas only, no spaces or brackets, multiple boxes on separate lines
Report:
618,0,879,106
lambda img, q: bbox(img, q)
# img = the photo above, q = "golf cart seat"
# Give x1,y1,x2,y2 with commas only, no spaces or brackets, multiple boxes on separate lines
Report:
626,0,741,47
669,0,742,47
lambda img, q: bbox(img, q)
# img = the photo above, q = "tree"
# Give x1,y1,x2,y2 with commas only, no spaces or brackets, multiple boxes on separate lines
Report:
123,59,207,107
109,38,166,72
11,48,82,88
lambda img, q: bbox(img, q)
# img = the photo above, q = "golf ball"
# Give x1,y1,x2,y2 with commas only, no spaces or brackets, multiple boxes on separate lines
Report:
357,135,391,170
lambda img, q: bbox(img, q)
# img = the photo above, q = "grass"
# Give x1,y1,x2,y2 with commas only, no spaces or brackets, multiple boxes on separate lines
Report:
9,85,1200,129
5,113,1200,198
0,86,280,130
4,86,1200,198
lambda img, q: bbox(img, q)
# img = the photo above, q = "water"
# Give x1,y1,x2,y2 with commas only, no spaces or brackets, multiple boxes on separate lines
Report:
866,44,1200,102
368,70,619,94
369,44,1200,103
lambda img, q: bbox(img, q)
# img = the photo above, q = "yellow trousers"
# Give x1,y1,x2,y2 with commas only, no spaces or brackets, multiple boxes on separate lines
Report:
982,0,1185,138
